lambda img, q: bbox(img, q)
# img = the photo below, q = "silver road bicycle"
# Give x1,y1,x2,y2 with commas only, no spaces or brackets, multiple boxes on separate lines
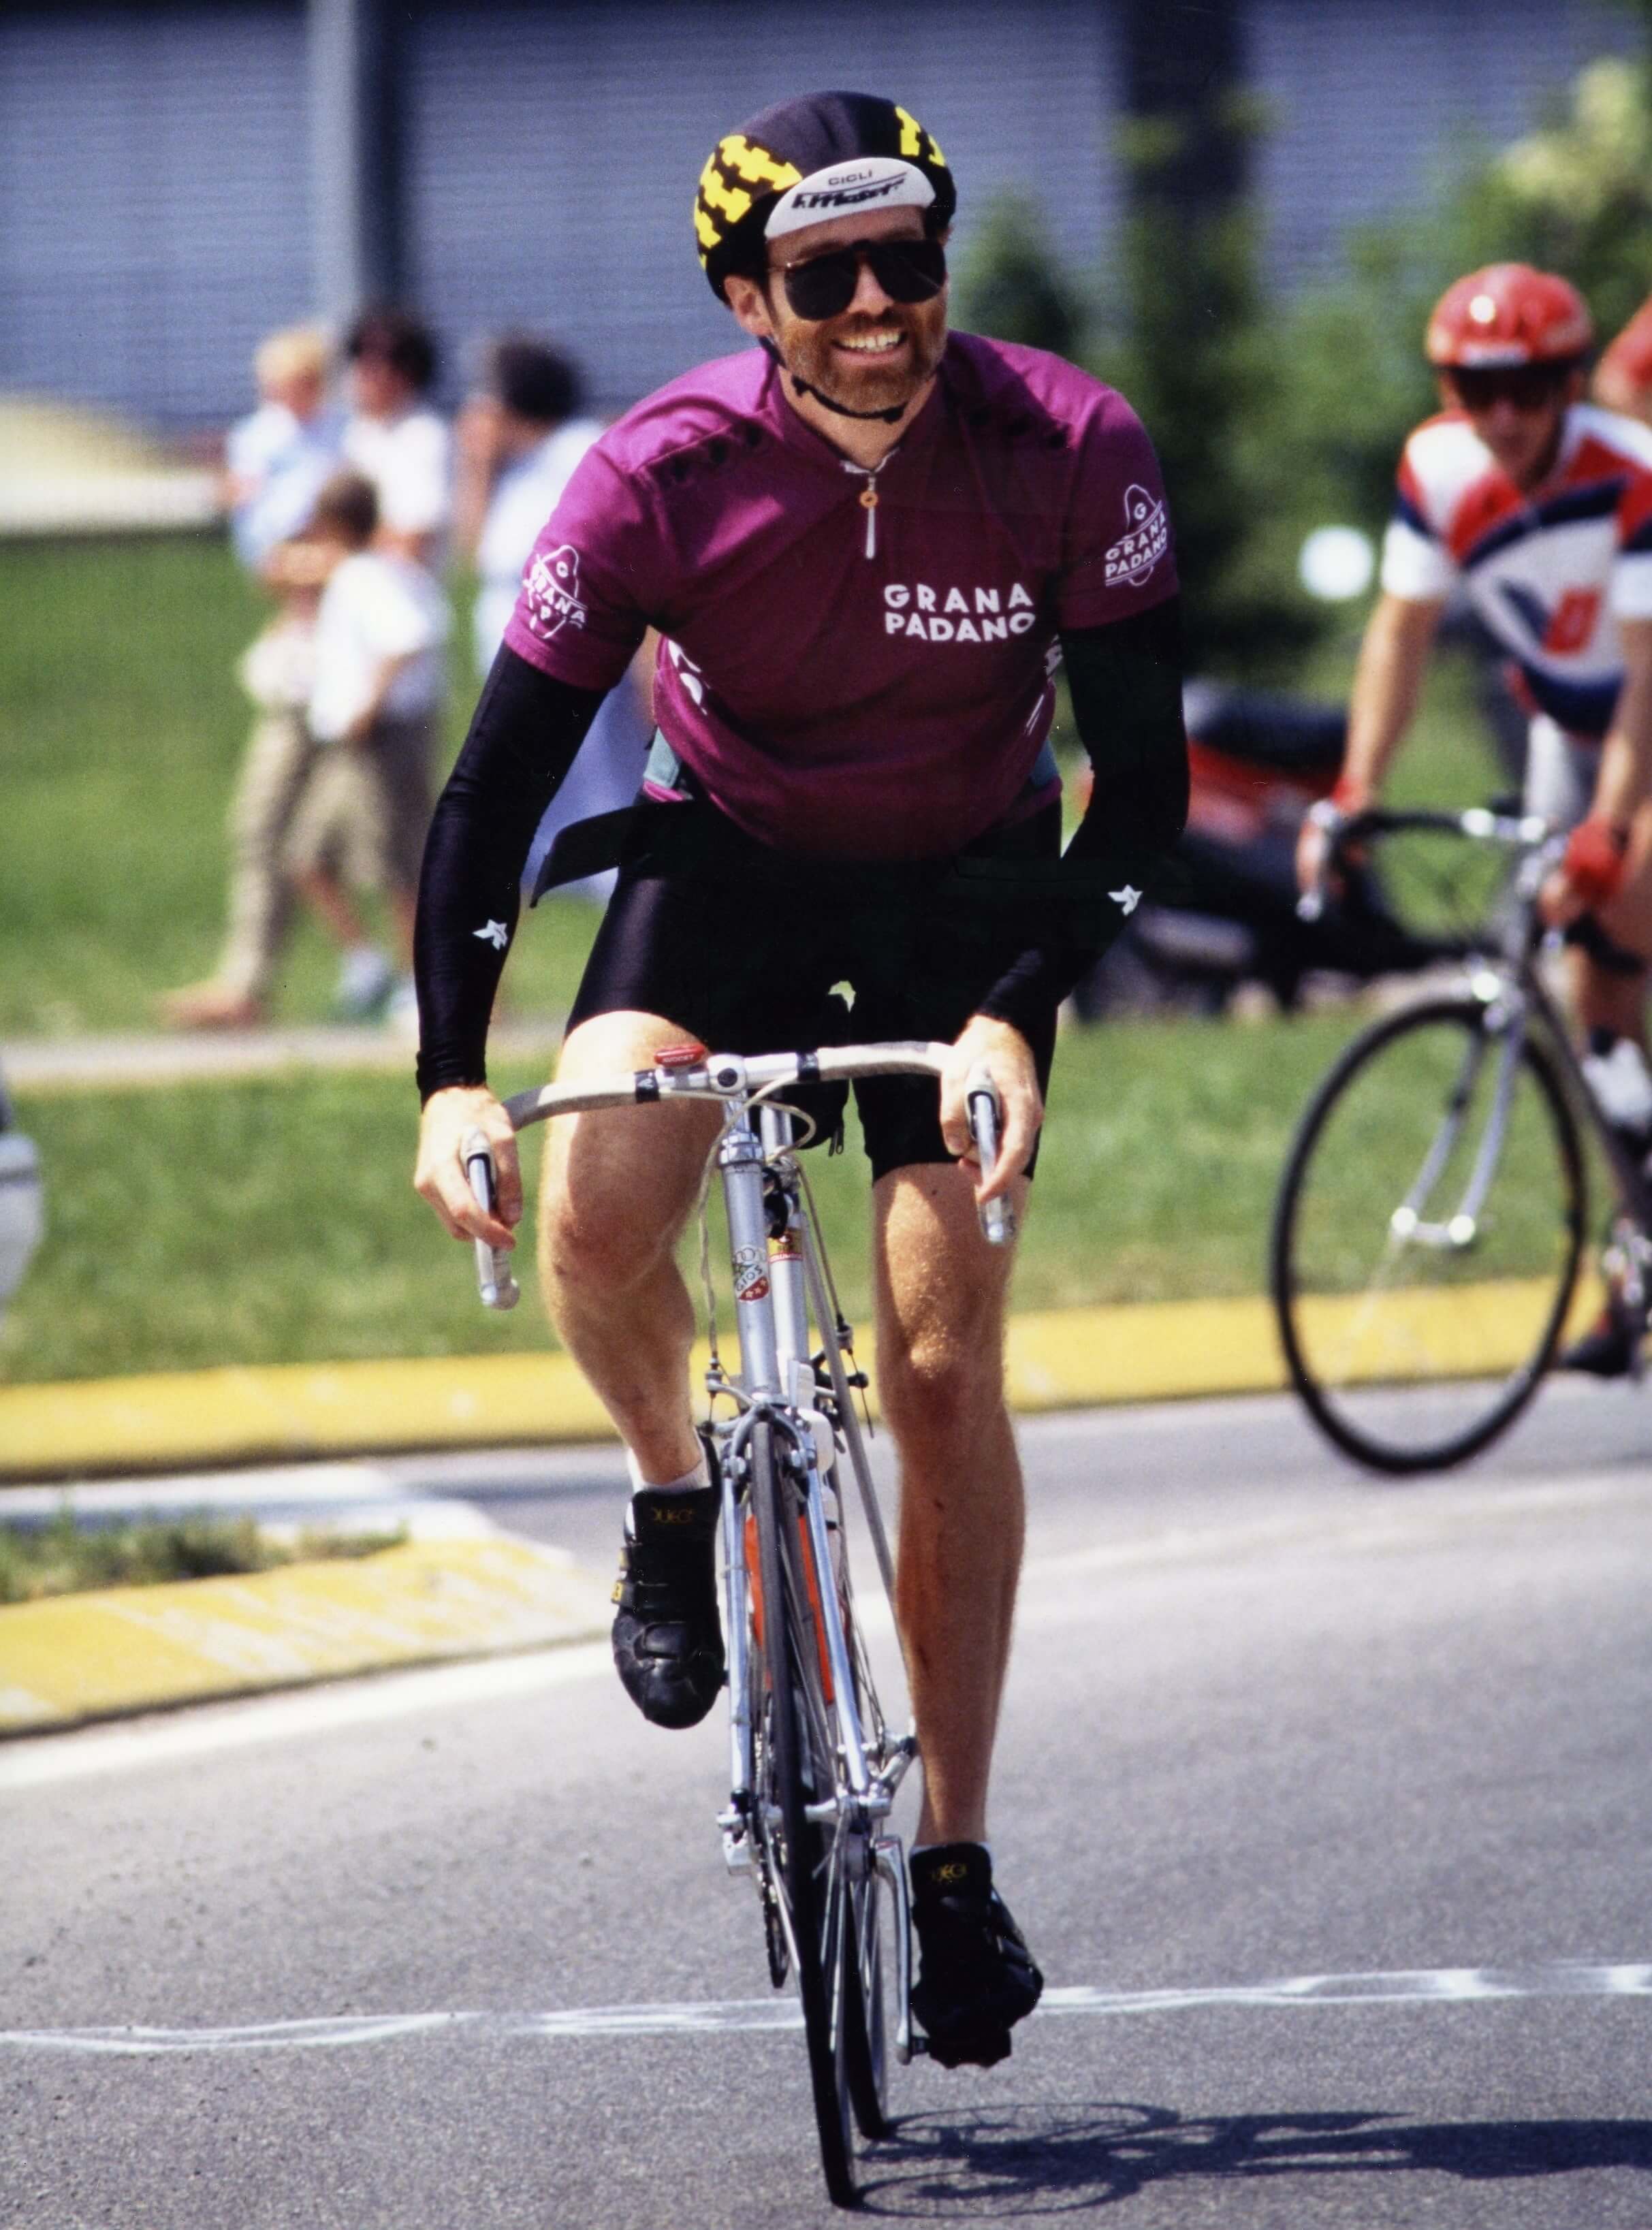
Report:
1275,803,1652,1474
462,1038,1013,2208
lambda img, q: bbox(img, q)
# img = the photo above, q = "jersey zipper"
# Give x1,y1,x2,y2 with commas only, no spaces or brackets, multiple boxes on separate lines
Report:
840,449,900,560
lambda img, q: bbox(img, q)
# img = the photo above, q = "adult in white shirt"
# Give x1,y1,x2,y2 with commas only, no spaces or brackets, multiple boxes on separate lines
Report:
455,335,651,901
340,307,451,567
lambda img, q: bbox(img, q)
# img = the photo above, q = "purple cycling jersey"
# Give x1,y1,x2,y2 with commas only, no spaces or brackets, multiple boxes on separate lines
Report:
504,332,1177,861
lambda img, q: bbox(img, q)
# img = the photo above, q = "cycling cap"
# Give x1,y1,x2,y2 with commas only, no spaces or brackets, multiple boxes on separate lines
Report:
695,90,955,302
1425,264,1592,368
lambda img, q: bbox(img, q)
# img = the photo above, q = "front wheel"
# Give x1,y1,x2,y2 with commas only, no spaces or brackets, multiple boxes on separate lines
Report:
749,1423,859,2206
1271,997,1585,1473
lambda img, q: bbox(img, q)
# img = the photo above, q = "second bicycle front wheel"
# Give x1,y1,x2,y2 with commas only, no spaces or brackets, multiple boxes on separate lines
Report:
1271,996,1585,1473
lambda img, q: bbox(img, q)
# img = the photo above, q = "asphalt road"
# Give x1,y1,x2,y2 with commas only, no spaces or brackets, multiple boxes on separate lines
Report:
5,1383,1652,2227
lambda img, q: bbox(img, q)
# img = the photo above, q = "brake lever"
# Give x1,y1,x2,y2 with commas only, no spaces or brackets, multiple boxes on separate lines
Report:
462,1128,520,1311
964,1064,1016,1247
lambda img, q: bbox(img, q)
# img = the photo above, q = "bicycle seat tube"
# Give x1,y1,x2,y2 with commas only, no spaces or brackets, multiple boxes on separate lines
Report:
718,1095,785,1403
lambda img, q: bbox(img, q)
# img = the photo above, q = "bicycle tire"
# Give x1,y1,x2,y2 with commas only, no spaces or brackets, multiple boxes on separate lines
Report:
750,1420,858,2208
825,1481,891,2144
838,1844,891,2141
1271,995,1586,1474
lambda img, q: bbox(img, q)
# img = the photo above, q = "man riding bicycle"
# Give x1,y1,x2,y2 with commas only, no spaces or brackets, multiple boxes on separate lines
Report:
1299,262,1652,1375
413,91,1188,2068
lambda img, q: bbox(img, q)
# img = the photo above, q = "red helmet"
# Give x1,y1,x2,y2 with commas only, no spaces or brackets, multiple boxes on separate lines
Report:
1425,264,1592,368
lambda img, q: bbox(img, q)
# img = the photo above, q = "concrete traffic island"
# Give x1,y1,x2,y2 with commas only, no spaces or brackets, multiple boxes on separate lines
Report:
0,1535,611,1736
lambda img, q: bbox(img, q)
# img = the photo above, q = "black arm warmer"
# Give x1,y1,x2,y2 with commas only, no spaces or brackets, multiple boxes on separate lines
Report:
975,596,1189,1037
413,648,607,1101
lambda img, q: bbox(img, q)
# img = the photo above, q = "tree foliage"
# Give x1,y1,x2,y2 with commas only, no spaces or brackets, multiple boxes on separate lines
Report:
955,27,1652,680
1279,48,1652,532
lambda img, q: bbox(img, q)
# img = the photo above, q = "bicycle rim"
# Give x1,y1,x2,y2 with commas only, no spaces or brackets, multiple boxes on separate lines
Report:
750,1422,857,2208
1271,997,1585,1473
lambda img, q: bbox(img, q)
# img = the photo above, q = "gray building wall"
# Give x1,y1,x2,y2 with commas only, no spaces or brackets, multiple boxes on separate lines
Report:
0,0,1635,433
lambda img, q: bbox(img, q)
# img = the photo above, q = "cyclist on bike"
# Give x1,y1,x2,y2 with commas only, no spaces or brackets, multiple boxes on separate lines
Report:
413,91,1188,2067
1299,262,1652,1374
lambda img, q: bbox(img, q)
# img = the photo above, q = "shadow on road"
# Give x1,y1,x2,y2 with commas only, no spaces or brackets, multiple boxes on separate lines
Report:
859,2103,1652,2215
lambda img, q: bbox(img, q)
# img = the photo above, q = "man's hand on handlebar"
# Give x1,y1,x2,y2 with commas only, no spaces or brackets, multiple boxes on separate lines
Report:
940,1015,1041,1205
1296,779,1370,907
1538,815,1629,931
415,1083,521,1249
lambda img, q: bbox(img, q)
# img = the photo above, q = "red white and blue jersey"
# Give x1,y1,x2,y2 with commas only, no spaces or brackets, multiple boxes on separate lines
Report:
1381,404,1652,738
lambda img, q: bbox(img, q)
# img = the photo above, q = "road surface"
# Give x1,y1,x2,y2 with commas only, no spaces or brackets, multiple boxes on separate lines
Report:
5,1384,1651,2225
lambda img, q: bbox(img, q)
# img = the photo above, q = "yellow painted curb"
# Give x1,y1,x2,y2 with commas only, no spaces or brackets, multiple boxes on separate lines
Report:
0,1301,1279,1482
0,1280,1605,1484
0,1352,616,1480
1005,1296,1286,1407
0,1536,611,1734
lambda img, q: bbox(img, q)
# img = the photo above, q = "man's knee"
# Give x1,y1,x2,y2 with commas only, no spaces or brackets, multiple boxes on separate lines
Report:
878,1312,1004,1443
539,1156,676,1295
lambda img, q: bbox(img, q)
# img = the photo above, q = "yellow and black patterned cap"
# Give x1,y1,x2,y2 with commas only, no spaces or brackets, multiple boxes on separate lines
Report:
696,90,954,302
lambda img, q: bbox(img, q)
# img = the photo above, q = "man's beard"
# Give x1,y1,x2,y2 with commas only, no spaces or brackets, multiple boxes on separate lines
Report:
778,299,947,419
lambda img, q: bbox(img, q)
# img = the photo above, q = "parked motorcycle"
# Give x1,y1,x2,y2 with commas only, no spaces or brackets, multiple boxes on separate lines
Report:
1071,680,1442,1018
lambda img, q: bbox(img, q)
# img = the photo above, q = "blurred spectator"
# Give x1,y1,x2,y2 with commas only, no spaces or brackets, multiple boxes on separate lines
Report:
222,324,340,569
457,334,605,665
160,328,343,1030
282,471,449,1028
340,307,451,566
456,333,651,902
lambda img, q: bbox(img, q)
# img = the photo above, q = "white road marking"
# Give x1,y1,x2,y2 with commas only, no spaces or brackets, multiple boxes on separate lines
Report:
5,1964,1649,2056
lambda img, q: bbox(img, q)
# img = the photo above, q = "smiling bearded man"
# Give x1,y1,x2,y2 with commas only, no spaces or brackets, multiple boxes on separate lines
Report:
412,90,1190,2071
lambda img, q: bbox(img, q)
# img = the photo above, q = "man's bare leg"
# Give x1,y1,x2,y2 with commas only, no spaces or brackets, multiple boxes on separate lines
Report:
537,1010,718,1484
874,1155,1043,2065
873,1157,1029,1848
539,1010,729,1730
1577,803,1652,1044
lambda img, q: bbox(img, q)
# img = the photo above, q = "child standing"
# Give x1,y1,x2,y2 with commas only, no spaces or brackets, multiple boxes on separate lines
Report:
282,471,449,1022
160,325,340,1029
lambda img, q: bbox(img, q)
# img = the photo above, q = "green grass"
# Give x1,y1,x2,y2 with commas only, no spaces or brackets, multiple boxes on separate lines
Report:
0,536,1531,1386
2,1014,1369,1384
0,534,605,1036
0,1506,403,1603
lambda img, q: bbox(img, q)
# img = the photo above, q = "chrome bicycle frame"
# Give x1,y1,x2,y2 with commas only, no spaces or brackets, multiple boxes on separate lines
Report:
708,1085,917,2059
469,1036,1013,2075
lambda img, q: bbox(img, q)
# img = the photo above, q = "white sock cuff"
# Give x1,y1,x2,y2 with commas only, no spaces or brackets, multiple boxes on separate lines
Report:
626,1446,711,1495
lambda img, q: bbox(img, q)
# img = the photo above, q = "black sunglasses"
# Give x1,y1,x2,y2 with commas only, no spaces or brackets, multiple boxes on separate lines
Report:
1446,362,1575,412
774,236,947,323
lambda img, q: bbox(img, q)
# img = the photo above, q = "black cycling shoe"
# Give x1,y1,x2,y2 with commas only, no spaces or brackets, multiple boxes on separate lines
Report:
610,1461,725,1731
1558,1300,1641,1380
910,1843,1044,2069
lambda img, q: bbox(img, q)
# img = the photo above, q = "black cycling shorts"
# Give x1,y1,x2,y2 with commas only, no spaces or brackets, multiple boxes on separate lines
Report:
566,792,1062,1182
